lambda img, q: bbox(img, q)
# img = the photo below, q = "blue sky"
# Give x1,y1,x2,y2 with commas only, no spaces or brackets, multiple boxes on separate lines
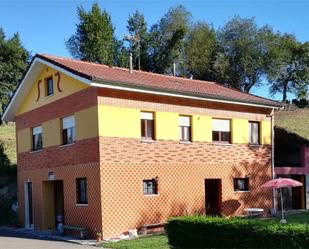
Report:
1,0,308,100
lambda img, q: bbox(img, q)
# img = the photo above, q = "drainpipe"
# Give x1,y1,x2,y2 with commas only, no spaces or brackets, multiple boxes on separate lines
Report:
270,108,277,213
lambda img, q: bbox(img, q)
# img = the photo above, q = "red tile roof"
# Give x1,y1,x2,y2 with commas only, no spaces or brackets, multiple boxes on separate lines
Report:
37,54,281,107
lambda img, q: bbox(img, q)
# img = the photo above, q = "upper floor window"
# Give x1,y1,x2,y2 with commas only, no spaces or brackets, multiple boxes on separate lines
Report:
62,115,75,145
212,119,231,143
76,177,88,204
179,115,191,142
32,125,42,151
141,112,155,140
45,77,54,96
249,121,260,145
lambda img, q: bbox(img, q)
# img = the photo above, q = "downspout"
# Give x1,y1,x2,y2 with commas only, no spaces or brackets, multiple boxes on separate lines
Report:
270,108,277,213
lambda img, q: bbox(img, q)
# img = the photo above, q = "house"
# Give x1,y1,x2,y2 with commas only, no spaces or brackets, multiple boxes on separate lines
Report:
2,54,281,238
274,109,309,210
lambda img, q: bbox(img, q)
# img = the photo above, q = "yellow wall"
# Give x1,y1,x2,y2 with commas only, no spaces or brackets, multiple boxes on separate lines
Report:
232,119,249,144
17,66,89,115
261,120,272,145
155,112,179,140
98,105,140,138
76,106,99,140
43,119,61,147
192,115,212,142
17,128,31,153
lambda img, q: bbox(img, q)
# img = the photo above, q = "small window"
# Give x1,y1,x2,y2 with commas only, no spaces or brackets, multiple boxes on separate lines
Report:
249,121,260,145
45,77,54,96
143,179,158,195
179,116,191,142
76,178,88,204
32,125,42,151
141,112,155,140
234,178,249,191
62,115,75,145
212,119,231,143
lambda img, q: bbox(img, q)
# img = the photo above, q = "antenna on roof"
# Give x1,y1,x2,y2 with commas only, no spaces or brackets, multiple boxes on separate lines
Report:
173,63,176,77
129,53,133,74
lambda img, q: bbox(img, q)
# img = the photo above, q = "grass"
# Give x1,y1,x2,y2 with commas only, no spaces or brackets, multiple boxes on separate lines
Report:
0,123,16,164
102,212,309,249
102,233,169,249
275,109,309,139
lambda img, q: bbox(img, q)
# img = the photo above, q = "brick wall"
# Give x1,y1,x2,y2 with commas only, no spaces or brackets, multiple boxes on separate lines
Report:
99,137,272,238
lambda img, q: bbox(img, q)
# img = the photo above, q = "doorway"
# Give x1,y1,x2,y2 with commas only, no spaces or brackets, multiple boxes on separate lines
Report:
291,175,305,209
24,181,33,229
205,179,222,216
42,180,64,230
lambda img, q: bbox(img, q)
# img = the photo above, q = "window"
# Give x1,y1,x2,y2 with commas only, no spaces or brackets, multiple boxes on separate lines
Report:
141,112,155,140
143,179,158,195
62,115,75,145
179,116,191,142
249,121,260,145
212,119,231,143
234,178,249,191
76,178,88,204
45,77,54,96
32,125,42,151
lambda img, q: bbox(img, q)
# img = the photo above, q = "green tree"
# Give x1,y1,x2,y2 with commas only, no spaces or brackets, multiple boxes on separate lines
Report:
267,35,309,101
214,16,273,93
185,22,217,80
66,3,117,65
0,28,30,122
126,10,149,70
147,5,191,74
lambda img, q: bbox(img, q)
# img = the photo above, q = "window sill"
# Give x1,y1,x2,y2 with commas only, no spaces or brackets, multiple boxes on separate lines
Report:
212,142,233,147
59,143,75,148
234,190,250,193
248,144,261,148
30,149,43,154
76,204,88,207
179,141,192,144
45,94,54,98
143,194,159,197
141,139,157,143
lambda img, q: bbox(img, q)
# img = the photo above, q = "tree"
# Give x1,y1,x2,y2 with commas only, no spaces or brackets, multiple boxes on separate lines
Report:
214,16,273,93
147,5,192,74
126,10,149,70
266,34,309,101
0,28,30,122
66,3,117,65
185,22,217,80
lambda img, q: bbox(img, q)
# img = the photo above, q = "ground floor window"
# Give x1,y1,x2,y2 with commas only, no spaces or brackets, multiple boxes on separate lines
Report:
76,178,88,204
234,178,249,191
143,179,158,195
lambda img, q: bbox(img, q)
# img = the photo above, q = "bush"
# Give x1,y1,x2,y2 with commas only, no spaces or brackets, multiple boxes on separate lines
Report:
167,216,309,249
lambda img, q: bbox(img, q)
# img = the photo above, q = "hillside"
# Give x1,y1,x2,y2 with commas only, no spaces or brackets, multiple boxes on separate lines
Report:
275,108,309,140
0,123,16,164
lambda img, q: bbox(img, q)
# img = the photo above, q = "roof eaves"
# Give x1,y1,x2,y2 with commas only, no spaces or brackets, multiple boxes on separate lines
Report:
92,78,282,108
275,125,309,145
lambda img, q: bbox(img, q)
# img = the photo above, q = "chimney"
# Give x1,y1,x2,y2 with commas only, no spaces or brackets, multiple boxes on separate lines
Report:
190,74,193,80
129,52,133,74
173,62,176,77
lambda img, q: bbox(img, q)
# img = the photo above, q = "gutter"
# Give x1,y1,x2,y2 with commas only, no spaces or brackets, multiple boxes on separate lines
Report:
270,108,277,212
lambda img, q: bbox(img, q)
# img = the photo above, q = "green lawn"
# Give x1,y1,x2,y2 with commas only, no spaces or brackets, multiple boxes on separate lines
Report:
0,123,16,164
102,233,169,249
272,210,309,224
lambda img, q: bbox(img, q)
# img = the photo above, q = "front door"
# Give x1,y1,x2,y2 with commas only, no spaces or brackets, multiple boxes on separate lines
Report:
25,182,33,229
205,179,222,216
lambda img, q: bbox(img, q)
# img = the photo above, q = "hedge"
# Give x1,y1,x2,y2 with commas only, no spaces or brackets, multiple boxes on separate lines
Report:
167,216,309,249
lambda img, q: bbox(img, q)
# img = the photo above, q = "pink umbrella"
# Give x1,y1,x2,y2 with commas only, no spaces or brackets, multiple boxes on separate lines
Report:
261,178,302,223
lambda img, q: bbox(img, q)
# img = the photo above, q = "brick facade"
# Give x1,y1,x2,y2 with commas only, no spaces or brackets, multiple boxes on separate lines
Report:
16,87,274,239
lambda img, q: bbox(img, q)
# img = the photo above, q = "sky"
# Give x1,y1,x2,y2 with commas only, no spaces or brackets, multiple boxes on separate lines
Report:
1,0,308,100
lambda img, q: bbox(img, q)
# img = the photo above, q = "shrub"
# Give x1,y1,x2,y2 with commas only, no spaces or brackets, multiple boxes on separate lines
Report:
167,216,309,249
